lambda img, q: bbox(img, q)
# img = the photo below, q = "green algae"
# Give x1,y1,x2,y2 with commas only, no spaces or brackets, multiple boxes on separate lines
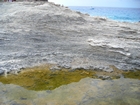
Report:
0,64,139,91
123,70,140,80
0,65,96,91
109,66,140,80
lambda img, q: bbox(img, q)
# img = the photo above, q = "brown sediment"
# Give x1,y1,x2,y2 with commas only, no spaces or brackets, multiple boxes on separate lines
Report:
0,64,139,91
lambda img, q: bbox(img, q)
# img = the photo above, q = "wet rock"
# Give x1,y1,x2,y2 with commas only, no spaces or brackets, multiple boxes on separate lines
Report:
50,66,61,71
98,75,112,80
61,64,71,69
0,78,140,105
20,97,27,100
9,101,23,105
46,90,52,94
9,70,21,75
103,67,113,73
0,70,4,75
2,88,7,92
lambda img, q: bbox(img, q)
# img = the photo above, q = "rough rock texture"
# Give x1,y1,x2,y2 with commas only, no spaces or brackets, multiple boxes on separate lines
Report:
0,78,140,105
0,2,140,73
0,70,4,75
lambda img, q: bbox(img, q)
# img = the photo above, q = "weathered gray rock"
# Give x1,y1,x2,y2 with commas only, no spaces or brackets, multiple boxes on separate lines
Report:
97,75,112,80
0,2,140,72
50,65,61,71
103,67,114,72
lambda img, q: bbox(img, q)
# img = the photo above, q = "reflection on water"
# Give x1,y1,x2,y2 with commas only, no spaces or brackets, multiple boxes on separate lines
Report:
0,78,140,105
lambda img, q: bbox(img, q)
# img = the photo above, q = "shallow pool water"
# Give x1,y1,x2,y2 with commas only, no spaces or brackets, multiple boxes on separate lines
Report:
0,77,140,105
0,64,96,91
0,64,140,105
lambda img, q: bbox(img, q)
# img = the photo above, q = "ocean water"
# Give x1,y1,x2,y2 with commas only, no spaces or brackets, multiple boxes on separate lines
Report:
69,6,140,22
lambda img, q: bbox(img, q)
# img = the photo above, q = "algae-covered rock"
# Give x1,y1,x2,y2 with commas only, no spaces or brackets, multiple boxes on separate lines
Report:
0,65,96,91
123,70,140,80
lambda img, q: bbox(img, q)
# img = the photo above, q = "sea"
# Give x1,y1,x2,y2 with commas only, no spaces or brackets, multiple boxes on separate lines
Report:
69,6,140,23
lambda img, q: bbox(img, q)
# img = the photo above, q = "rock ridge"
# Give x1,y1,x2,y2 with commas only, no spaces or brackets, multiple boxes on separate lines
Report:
0,2,140,73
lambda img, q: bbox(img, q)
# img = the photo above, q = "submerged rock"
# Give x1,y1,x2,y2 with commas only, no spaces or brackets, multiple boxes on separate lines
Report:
97,75,112,80
0,65,96,91
0,78,140,105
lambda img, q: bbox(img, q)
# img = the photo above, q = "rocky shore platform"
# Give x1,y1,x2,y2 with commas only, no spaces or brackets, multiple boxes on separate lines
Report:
0,2,140,105
0,1,140,74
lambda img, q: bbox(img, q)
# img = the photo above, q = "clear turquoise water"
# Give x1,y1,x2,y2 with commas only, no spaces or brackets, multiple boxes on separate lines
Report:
69,6,140,22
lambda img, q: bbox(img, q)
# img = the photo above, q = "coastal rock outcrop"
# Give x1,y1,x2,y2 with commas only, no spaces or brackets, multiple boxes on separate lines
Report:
0,2,140,73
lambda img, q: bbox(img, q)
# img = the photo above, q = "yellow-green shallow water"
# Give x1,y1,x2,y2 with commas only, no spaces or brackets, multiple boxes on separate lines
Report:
0,65,139,91
0,77,140,105
0,65,96,91
123,70,140,79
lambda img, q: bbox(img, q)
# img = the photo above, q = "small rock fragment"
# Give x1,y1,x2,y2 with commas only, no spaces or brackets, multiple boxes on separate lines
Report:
98,75,112,80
